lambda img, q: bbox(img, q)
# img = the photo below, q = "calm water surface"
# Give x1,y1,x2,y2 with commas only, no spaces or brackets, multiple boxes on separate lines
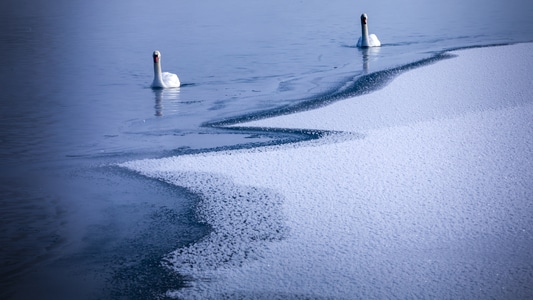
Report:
1,0,533,298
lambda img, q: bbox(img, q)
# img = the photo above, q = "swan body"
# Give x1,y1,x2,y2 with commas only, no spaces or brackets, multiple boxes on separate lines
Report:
357,13,381,48
151,50,180,88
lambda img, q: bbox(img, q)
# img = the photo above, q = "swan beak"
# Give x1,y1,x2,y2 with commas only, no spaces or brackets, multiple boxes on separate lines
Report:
153,54,159,63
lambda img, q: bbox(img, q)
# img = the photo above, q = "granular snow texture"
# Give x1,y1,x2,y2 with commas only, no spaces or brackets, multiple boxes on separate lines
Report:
121,43,533,299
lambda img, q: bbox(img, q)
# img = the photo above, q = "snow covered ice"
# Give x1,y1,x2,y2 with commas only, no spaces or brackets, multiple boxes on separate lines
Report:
120,44,533,299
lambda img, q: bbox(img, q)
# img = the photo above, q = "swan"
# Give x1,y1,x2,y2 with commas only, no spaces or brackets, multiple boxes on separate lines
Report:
357,13,381,48
151,50,180,88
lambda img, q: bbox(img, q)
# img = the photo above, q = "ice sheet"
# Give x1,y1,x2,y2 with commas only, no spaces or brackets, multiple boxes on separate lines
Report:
120,43,533,299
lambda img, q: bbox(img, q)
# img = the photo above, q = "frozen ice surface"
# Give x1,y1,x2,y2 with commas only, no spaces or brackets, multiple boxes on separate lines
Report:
120,44,533,299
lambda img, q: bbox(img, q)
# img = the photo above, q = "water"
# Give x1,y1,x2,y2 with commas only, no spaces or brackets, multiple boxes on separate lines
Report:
1,0,532,298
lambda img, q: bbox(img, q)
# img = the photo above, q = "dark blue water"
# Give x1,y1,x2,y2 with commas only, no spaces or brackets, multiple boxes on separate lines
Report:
1,0,533,298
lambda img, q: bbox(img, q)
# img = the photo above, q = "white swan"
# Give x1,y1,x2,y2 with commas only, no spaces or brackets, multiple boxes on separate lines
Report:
357,13,381,48
151,50,180,88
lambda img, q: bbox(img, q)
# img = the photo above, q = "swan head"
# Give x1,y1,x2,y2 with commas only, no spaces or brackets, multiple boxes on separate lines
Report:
360,13,368,26
153,50,161,63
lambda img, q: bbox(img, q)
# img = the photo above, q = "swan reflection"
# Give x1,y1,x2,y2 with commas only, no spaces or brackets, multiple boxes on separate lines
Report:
153,88,180,116
361,46,380,74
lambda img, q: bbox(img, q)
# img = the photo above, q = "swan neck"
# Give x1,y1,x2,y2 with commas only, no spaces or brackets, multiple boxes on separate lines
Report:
362,23,369,39
360,24,370,47
152,61,165,88
155,60,163,75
